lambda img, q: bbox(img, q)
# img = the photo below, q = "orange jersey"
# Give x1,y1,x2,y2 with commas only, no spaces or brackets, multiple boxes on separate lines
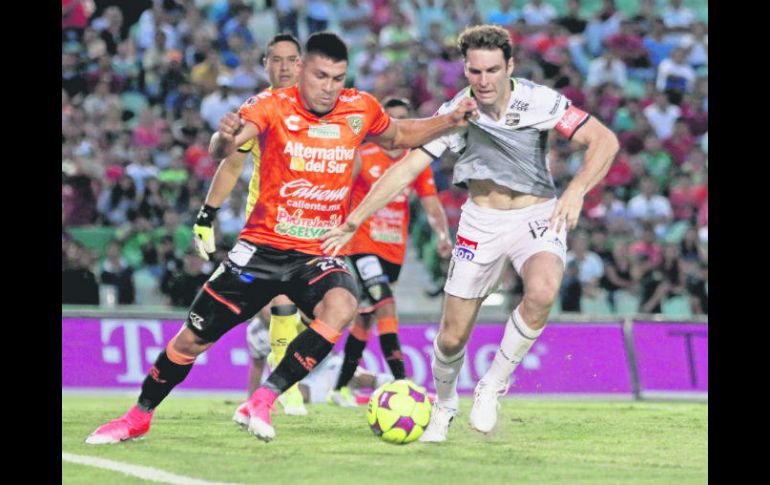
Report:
237,85,391,254
348,143,437,265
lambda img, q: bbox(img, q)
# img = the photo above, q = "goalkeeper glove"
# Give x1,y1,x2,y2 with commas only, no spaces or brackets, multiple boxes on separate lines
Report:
193,204,219,261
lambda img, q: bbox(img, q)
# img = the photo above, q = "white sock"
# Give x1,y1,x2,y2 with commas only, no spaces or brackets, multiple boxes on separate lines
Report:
483,306,543,385
431,337,464,410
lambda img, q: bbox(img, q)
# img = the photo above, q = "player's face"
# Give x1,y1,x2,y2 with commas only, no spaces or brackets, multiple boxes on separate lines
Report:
298,54,348,114
264,41,301,88
385,105,409,120
464,48,514,109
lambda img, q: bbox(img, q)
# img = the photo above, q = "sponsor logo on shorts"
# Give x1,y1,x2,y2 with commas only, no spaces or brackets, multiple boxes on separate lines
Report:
454,234,478,261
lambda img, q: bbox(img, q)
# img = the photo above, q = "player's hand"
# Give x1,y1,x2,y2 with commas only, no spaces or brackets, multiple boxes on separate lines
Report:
319,221,359,257
447,97,478,127
436,234,453,258
549,186,584,233
193,204,219,261
217,112,243,145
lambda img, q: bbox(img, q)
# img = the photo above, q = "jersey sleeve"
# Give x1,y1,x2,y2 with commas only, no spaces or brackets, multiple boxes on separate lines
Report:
237,91,275,133
530,85,590,139
412,164,437,197
362,92,391,136
421,96,468,159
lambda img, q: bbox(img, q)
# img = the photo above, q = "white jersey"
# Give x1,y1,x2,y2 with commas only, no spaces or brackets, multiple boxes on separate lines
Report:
422,78,589,198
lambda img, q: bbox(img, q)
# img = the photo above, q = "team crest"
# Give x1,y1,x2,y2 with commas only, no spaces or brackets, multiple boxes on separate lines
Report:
346,115,363,135
369,285,383,301
505,112,520,127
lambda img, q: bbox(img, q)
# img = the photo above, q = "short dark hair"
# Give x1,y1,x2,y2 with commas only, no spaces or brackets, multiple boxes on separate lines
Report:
382,96,411,111
266,33,301,57
457,25,513,62
305,31,348,63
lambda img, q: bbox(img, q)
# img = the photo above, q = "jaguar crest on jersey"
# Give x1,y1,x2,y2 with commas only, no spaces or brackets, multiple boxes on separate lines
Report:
346,115,363,135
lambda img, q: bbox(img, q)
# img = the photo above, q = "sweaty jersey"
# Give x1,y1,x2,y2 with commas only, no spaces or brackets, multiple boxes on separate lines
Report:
237,85,391,254
348,143,437,265
422,78,590,198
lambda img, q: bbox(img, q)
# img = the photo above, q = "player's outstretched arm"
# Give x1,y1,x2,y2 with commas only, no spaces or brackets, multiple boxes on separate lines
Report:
320,149,435,256
371,97,478,150
209,112,260,160
550,117,619,232
419,195,452,258
193,149,249,260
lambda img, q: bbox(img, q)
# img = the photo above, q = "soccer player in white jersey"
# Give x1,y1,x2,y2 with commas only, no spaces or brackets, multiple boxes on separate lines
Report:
322,25,619,442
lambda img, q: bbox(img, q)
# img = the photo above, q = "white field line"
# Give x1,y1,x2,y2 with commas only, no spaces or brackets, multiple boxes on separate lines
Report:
62,452,250,485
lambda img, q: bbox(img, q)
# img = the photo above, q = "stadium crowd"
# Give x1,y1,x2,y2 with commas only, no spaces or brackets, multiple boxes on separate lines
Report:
62,0,708,315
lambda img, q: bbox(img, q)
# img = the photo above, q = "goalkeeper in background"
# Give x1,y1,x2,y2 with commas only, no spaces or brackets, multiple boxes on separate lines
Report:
192,33,308,416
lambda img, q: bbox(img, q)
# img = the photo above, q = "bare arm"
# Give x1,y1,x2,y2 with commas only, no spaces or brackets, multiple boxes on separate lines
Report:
550,117,620,232
320,149,435,256
419,194,452,258
369,97,477,150
204,150,248,208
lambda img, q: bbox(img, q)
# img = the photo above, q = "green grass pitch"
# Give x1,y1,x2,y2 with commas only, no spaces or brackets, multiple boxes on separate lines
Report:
62,395,707,485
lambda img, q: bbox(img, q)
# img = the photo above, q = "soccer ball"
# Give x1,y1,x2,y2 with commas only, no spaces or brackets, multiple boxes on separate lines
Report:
367,379,432,444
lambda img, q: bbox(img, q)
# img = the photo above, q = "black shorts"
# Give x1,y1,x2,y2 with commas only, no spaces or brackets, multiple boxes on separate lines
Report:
185,240,358,342
348,253,402,312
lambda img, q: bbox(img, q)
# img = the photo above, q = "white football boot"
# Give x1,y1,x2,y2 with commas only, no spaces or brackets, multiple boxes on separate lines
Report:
469,378,509,434
419,397,458,443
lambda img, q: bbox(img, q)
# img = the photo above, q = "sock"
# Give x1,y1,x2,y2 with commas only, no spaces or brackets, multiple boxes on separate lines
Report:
377,316,405,379
269,305,304,398
269,304,300,364
431,337,464,410
335,324,370,390
482,306,543,385
137,341,196,411
264,319,340,394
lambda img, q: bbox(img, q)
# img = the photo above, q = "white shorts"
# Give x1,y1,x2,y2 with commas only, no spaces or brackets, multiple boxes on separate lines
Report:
443,198,567,299
246,317,270,359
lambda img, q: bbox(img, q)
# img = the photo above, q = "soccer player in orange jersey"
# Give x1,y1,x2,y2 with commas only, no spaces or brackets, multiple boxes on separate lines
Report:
86,31,477,444
328,97,452,407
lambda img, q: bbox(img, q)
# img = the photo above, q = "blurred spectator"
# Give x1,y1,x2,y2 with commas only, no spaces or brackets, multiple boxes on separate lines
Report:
379,11,418,63
560,259,582,312
586,186,630,235
209,0,246,28
680,21,708,69
135,1,179,53
680,225,707,264
62,241,100,305
63,0,94,43
307,0,332,34
661,0,695,43
629,224,663,267
662,119,695,166
220,4,255,50
656,47,696,103
627,177,673,238
586,49,626,89
172,102,206,146
191,50,231,95
275,0,301,38
62,52,88,99
686,262,708,315
414,0,448,39
100,240,136,304
339,0,374,47
643,93,681,139
97,175,139,226
566,232,604,299
138,176,167,225
599,239,635,312
487,0,520,28
94,6,126,56
668,173,707,222
164,250,211,307
112,40,142,91
583,0,623,57
556,0,586,35
522,0,557,26
230,50,269,95
639,243,685,313
642,18,676,69
62,173,99,226
200,75,242,131
640,135,673,188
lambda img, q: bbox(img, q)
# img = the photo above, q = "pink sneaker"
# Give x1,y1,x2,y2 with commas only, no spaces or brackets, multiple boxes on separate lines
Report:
85,406,154,445
232,401,249,428
247,388,277,442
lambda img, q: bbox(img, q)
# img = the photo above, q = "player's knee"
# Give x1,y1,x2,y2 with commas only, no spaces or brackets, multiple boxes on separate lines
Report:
437,332,466,357
524,281,560,311
170,328,210,357
317,288,358,328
